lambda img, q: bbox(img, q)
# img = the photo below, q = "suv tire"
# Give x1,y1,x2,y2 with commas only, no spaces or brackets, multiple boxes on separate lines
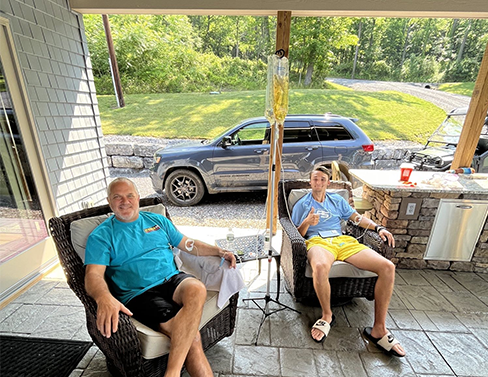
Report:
164,169,205,206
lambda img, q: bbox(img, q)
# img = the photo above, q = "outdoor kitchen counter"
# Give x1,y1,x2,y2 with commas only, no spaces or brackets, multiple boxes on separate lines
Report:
349,169,488,194
349,169,488,273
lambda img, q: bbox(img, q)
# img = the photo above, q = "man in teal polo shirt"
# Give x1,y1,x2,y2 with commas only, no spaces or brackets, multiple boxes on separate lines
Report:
85,177,236,377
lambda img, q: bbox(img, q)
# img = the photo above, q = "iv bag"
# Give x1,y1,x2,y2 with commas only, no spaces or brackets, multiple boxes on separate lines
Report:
272,56,289,125
264,54,289,126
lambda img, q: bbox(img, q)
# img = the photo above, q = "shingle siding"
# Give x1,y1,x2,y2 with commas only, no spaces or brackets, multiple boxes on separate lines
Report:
3,0,109,215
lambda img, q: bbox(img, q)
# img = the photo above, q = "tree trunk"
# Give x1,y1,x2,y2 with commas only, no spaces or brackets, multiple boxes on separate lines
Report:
368,19,375,51
422,19,432,57
400,20,413,70
352,20,362,79
457,19,472,64
304,63,314,86
262,16,270,58
235,18,240,58
450,19,459,38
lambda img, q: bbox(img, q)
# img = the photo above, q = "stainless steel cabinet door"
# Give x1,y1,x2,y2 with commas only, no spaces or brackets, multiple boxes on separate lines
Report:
425,199,488,261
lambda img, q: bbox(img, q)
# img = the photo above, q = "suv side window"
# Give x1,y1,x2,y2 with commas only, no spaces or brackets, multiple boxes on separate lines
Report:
233,122,268,145
283,121,317,143
315,124,352,141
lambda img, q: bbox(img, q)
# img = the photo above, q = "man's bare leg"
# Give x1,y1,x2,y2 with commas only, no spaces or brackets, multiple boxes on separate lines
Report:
308,246,336,341
184,332,213,377
345,248,405,356
159,278,213,377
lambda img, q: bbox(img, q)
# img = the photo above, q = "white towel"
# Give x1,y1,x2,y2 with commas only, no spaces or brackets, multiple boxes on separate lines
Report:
176,250,245,308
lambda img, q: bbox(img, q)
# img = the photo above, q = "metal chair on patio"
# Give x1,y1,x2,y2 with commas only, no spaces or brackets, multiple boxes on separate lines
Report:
277,179,394,305
49,197,238,377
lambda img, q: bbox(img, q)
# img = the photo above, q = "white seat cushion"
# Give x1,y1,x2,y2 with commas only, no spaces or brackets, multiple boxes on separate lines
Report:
132,290,229,359
305,260,377,278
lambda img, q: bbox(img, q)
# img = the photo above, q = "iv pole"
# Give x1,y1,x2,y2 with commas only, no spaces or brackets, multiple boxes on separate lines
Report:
243,51,300,345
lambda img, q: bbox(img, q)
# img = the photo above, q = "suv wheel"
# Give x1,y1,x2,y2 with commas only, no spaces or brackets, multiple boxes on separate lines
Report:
164,169,205,206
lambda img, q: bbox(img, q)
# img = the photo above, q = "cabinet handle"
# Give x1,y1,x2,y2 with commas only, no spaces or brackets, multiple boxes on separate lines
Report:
456,205,472,210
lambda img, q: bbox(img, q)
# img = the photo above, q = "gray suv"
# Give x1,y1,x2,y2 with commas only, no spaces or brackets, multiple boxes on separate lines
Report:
150,114,374,206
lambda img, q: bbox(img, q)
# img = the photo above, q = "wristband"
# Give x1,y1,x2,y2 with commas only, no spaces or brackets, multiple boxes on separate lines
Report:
219,251,227,268
375,225,386,233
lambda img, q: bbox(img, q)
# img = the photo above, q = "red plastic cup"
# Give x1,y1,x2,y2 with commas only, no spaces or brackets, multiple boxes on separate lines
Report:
400,163,414,181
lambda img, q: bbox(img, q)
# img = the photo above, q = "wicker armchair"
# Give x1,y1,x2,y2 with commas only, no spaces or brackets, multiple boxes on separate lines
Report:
49,197,238,377
278,180,394,305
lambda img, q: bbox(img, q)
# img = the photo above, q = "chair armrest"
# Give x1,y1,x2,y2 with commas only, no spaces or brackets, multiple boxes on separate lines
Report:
279,214,309,299
279,215,308,263
346,222,394,259
84,297,145,376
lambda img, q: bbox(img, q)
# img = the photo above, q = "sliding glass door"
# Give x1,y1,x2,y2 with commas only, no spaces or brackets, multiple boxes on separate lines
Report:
0,18,56,302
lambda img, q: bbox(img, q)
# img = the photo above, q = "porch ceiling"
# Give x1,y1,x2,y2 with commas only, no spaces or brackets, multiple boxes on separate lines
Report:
69,0,488,18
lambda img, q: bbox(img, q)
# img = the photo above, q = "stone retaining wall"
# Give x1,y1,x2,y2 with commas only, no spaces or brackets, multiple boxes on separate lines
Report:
105,141,420,170
105,143,161,169
362,185,488,273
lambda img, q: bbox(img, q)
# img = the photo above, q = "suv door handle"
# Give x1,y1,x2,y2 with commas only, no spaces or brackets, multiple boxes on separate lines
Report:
254,149,266,154
305,146,319,151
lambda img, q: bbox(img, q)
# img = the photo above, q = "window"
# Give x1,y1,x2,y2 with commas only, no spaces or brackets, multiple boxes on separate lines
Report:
283,121,316,143
283,128,316,143
315,124,352,141
233,122,268,145
0,59,47,263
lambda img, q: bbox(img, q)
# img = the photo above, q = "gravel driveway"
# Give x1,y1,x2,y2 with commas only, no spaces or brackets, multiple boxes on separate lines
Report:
327,78,471,112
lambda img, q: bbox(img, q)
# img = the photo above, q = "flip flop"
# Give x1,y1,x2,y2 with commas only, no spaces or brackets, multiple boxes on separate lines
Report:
311,314,336,343
363,327,405,357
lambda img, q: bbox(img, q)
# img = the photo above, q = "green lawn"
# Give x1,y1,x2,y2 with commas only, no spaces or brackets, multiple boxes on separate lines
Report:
437,82,475,96
98,89,446,143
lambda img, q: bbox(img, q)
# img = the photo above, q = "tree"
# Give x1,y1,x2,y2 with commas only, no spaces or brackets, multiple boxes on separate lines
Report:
290,17,357,86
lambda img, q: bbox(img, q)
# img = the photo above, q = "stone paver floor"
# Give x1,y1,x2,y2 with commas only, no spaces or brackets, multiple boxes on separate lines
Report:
1,230,488,376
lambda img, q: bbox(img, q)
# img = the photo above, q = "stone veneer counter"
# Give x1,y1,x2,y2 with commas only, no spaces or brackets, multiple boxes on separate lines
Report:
349,169,488,273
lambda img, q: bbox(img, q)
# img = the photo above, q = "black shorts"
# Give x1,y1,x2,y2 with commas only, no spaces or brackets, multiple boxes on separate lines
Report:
126,272,194,331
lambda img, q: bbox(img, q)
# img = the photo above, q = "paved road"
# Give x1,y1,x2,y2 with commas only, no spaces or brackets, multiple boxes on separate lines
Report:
327,78,471,113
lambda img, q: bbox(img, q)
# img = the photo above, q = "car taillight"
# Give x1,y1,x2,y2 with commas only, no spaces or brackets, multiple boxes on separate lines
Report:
362,144,374,152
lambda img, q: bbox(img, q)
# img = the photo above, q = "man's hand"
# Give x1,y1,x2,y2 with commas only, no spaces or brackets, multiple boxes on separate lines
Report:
378,228,395,248
306,207,320,226
223,250,237,268
85,264,132,338
95,294,133,338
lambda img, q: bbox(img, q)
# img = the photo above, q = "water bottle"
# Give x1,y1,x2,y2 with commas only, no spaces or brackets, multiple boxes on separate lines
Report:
447,167,474,174
226,227,235,246
264,229,271,251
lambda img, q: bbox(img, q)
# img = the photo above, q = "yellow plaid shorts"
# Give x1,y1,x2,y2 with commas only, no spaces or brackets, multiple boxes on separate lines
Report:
305,235,366,261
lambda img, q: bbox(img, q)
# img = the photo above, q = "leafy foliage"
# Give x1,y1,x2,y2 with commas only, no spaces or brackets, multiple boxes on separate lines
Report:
84,15,267,94
83,14,488,93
